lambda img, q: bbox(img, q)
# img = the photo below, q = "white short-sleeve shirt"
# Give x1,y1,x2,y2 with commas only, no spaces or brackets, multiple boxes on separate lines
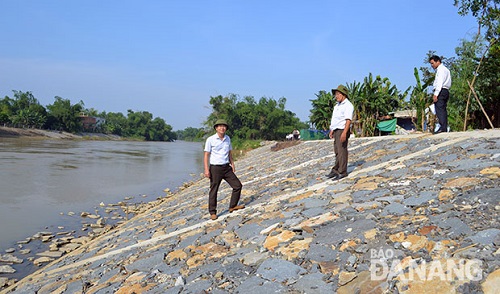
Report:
330,98,354,130
204,133,232,165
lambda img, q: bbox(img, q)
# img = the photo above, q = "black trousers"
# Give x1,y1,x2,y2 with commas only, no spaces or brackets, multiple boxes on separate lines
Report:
436,88,449,132
208,164,242,214
331,129,350,176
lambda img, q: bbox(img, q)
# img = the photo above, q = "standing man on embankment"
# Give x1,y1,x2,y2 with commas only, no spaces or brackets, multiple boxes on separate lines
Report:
204,119,245,220
325,85,354,180
429,55,451,134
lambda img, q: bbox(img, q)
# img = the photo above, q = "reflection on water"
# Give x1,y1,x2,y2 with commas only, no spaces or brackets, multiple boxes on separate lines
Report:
0,138,204,250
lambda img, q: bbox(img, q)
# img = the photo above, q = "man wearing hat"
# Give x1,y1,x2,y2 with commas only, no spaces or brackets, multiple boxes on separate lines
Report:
325,85,354,180
204,119,244,220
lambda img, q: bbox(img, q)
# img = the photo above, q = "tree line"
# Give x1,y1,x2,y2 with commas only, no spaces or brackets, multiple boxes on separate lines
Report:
2,0,497,142
0,91,177,141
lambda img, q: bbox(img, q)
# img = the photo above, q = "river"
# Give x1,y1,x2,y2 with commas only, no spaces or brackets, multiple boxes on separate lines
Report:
0,138,205,252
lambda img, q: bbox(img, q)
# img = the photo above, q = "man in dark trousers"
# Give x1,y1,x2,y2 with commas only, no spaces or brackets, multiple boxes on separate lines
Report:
429,55,452,133
204,119,244,220
326,85,354,180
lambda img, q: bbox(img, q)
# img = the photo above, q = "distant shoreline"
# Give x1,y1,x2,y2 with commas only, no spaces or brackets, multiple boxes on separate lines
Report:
0,126,121,140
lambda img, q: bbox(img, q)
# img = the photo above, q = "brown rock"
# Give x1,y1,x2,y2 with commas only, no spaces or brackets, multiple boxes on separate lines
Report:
337,271,387,294
186,254,206,268
115,283,154,294
330,194,352,204
317,261,339,275
418,225,438,236
338,271,357,286
482,268,500,294
405,235,428,252
166,249,188,262
277,238,313,260
33,256,54,266
479,166,500,177
339,239,359,251
292,212,338,230
438,189,454,201
289,191,314,202
389,232,405,243
364,228,378,240
195,242,229,259
263,230,296,251
444,177,482,189
352,181,378,191
395,258,475,293
172,218,187,226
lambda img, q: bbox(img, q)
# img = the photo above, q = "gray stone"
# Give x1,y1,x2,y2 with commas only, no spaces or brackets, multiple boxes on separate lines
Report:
468,229,500,245
235,276,285,293
235,223,263,240
430,216,473,238
126,251,165,272
177,234,199,249
0,254,23,264
405,191,436,207
314,218,376,246
298,198,330,209
292,272,334,293
415,178,438,190
198,228,223,244
351,190,377,202
256,258,306,283
306,243,336,262
301,207,328,218
185,279,211,292
375,195,404,204
381,202,410,216
0,265,16,274
242,251,269,266
0,277,8,288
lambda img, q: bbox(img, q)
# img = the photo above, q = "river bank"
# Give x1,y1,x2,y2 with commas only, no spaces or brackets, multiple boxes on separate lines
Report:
0,126,121,140
1,129,499,293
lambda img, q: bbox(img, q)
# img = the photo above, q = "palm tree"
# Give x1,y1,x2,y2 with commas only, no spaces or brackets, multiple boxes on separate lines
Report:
309,90,334,131
409,67,433,131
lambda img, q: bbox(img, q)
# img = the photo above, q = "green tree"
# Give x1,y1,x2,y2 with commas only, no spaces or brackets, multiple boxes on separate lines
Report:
309,90,334,131
148,117,176,141
454,0,499,38
122,110,176,141
125,110,152,139
46,96,84,132
205,94,306,141
8,91,47,128
0,96,15,125
176,127,205,141
409,67,433,131
349,74,408,137
454,0,500,128
101,111,127,136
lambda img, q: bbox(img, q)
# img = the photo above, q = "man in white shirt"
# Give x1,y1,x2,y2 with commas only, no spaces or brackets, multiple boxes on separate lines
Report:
429,55,452,134
326,85,354,180
204,119,244,220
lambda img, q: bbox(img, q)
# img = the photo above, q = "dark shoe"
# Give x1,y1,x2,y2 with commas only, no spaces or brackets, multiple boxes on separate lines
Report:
210,214,218,220
332,174,346,181
229,205,245,213
325,170,339,178
433,129,443,134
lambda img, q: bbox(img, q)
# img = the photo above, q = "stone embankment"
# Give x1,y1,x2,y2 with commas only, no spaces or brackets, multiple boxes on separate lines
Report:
1,130,499,293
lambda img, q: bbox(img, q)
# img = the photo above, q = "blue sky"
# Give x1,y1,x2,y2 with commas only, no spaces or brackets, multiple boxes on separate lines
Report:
0,1,478,130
